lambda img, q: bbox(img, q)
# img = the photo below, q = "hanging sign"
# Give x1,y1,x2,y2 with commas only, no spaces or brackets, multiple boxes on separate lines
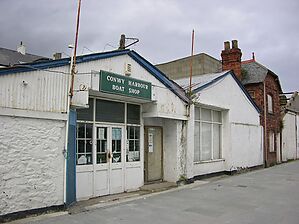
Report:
99,70,151,100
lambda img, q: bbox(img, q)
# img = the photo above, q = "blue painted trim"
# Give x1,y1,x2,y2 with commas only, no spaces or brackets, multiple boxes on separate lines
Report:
0,48,189,103
128,51,190,103
193,71,260,113
0,49,130,75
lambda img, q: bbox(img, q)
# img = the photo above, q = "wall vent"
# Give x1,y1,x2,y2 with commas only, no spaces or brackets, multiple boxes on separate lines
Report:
125,63,132,76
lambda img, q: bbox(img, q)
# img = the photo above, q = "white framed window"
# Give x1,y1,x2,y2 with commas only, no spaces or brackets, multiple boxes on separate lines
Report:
267,94,273,114
194,107,222,162
269,131,275,152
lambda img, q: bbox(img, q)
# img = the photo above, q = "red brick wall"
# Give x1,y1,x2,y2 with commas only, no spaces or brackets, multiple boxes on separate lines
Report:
244,74,281,166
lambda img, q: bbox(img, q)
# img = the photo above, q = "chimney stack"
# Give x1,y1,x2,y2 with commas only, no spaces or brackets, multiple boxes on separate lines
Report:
53,52,62,60
119,34,126,50
221,40,242,80
17,41,26,55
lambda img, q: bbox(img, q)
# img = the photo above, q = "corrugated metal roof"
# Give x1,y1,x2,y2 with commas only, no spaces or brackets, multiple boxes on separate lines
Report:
0,49,190,103
0,47,47,66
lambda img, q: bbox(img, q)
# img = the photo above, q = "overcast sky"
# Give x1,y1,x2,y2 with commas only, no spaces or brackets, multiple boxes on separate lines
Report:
0,0,298,92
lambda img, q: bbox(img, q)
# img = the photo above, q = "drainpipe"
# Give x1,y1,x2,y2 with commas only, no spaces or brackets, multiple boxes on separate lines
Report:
63,47,74,204
263,81,267,167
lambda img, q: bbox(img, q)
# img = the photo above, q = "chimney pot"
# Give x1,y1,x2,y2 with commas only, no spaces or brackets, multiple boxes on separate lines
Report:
232,40,238,49
224,41,230,50
53,52,62,60
17,41,26,55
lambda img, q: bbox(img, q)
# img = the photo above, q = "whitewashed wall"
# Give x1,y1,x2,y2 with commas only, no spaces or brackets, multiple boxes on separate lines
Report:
0,115,65,216
188,74,263,177
282,112,298,161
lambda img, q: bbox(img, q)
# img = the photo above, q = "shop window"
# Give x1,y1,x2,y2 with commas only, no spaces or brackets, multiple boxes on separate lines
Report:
267,94,273,114
194,107,222,162
127,104,140,124
77,98,94,121
76,123,93,165
126,126,140,162
96,99,125,123
269,131,275,152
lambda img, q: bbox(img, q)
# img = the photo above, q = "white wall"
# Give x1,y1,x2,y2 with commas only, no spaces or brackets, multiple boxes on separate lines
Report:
0,69,69,113
72,55,188,120
190,74,263,177
282,112,297,161
0,115,65,216
229,123,263,169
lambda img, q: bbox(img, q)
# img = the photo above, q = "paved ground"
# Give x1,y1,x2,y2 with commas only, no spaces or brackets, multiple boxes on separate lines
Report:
11,161,299,224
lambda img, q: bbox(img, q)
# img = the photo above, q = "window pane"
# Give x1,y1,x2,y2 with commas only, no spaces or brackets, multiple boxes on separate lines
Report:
135,127,140,139
86,124,93,138
77,98,94,121
201,123,212,160
195,107,200,120
127,104,140,124
77,124,85,138
194,122,200,162
213,111,221,123
129,127,135,139
267,95,273,113
78,140,85,153
201,108,211,121
96,99,125,123
86,140,92,153
213,124,221,159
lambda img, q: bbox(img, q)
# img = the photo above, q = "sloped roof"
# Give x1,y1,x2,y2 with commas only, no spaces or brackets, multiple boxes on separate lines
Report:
241,60,283,92
0,49,190,103
0,47,47,66
175,71,260,113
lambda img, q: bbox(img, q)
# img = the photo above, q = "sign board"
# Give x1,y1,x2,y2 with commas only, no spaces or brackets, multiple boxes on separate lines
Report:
99,70,151,100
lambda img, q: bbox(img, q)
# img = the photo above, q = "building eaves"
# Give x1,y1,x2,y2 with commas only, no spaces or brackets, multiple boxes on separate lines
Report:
177,70,260,113
0,49,190,104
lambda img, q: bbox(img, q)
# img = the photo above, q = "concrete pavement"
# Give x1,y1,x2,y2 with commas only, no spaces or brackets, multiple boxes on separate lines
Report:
9,161,299,224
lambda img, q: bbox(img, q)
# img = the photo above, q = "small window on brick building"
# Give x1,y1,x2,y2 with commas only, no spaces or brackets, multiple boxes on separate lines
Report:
248,90,255,99
269,131,275,152
267,94,273,114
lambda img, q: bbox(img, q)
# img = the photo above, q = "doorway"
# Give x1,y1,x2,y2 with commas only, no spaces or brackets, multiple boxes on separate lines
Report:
76,125,125,199
144,126,163,182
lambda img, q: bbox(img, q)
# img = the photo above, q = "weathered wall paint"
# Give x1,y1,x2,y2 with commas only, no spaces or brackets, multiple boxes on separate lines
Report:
188,74,263,177
0,69,69,113
0,115,65,216
282,112,298,161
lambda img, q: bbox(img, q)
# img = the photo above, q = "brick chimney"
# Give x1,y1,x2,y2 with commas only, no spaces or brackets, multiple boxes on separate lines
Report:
221,40,242,80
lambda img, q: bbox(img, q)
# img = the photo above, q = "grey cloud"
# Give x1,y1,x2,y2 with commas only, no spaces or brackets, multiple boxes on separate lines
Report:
0,0,298,91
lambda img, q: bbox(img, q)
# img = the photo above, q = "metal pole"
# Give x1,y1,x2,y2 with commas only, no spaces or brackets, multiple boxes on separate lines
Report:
70,0,82,104
189,29,195,96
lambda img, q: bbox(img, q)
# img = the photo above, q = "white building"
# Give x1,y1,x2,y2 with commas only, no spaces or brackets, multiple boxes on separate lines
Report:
175,71,264,179
282,92,299,162
0,49,189,217
0,49,265,219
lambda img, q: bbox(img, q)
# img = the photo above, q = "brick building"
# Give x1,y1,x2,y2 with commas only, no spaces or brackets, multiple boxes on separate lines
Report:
221,40,283,166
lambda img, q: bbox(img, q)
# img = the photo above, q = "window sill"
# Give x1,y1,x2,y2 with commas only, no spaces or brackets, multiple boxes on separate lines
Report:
194,158,225,164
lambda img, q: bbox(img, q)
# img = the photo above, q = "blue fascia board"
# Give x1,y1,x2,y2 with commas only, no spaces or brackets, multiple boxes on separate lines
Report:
128,51,190,103
0,49,130,76
193,71,261,114
0,48,189,104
